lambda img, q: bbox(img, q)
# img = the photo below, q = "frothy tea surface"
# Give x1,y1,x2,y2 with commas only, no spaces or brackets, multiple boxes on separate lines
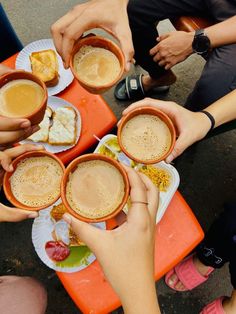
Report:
66,160,125,219
0,79,44,118
73,46,121,86
10,156,63,207
121,114,172,161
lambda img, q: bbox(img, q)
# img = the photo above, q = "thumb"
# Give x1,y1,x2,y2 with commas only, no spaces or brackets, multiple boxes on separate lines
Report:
63,213,103,250
165,133,188,163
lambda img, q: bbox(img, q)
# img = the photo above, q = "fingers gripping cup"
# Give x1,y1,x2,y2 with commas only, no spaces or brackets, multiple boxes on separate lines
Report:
117,107,176,164
70,35,125,94
0,71,48,125
3,151,65,211
61,154,130,222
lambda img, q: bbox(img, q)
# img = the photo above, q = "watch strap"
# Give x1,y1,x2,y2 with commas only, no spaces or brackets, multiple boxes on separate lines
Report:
195,29,205,37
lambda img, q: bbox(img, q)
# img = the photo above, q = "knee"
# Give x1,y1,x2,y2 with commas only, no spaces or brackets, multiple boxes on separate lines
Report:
186,74,232,111
0,276,47,314
23,277,47,314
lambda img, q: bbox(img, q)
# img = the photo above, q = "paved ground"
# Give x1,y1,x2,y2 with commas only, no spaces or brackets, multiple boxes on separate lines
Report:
1,1,236,314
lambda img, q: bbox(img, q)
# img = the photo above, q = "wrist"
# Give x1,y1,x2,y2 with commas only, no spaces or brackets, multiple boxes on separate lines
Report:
121,280,160,314
187,31,195,55
195,111,213,139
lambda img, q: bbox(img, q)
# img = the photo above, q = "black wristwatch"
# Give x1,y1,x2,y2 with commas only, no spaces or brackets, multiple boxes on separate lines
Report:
192,29,211,55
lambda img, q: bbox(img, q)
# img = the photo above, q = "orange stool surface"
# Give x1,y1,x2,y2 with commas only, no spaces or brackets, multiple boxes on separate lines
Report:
57,191,204,314
2,54,117,165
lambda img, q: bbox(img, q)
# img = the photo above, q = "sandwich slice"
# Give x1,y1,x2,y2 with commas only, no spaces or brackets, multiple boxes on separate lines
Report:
28,107,52,142
48,107,77,145
30,49,59,87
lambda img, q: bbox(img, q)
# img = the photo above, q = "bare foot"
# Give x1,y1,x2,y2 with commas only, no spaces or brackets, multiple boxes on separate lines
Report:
142,70,177,92
167,255,212,291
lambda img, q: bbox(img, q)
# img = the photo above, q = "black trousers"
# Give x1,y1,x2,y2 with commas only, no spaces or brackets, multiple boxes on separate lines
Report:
0,3,23,62
196,202,236,289
127,0,236,110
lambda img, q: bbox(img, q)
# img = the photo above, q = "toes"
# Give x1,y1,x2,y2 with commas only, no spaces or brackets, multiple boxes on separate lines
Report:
167,273,178,287
175,281,186,291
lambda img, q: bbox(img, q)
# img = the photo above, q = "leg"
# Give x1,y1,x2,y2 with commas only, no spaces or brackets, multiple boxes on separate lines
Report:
199,202,236,313
197,202,236,268
167,202,236,291
0,276,47,314
0,3,23,62
185,44,236,111
127,0,207,86
223,203,236,313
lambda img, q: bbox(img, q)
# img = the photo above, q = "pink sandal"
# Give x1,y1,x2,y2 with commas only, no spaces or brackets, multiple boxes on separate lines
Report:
165,254,214,291
200,297,226,313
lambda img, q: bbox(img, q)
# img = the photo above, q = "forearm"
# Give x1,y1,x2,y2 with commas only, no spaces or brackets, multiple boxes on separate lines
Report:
205,15,236,48
204,89,236,128
121,279,161,314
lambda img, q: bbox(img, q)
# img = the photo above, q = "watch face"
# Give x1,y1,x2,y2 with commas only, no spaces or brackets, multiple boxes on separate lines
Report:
193,35,210,54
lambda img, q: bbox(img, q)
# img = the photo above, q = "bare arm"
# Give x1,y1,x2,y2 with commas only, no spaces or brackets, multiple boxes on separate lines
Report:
204,89,236,127
150,15,236,70
206,15,236,48
123,89,236,162
63,166,161,314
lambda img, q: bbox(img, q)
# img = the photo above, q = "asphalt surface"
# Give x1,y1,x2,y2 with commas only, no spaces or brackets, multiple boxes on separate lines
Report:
1,1,236,314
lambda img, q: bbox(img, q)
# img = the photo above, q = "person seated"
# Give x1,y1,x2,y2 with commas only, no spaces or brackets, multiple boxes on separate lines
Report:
51,0,236,110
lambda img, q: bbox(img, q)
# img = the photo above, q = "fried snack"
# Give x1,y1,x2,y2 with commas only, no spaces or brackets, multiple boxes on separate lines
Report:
50,203,67,221
50,203,85,246
30,49,59,87
69,229,85,246
48,107,77,145
139,165,171,192
28,107,52,142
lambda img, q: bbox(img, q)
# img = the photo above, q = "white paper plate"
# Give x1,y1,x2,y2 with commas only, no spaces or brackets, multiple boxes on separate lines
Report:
20,96,81,154
16,39,74,96
32,199,105,273
94,134,180,223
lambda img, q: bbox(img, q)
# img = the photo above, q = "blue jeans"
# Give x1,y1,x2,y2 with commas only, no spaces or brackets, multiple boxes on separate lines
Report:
0,3,23,62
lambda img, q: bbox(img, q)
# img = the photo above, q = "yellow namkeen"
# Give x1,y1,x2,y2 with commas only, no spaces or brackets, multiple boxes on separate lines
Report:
139,165,171,192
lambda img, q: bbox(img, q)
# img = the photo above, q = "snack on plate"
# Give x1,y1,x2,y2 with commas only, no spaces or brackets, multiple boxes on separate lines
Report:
30,49,59,87
50,203,85,246
98,137,119,160
28,107,52,142
50,202,67,221
48,107,77,145
139,165,171,192
98,137,137,168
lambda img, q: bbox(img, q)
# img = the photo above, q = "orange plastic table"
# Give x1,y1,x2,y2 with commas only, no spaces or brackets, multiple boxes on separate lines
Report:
57,191,204,314
2,54,117,165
